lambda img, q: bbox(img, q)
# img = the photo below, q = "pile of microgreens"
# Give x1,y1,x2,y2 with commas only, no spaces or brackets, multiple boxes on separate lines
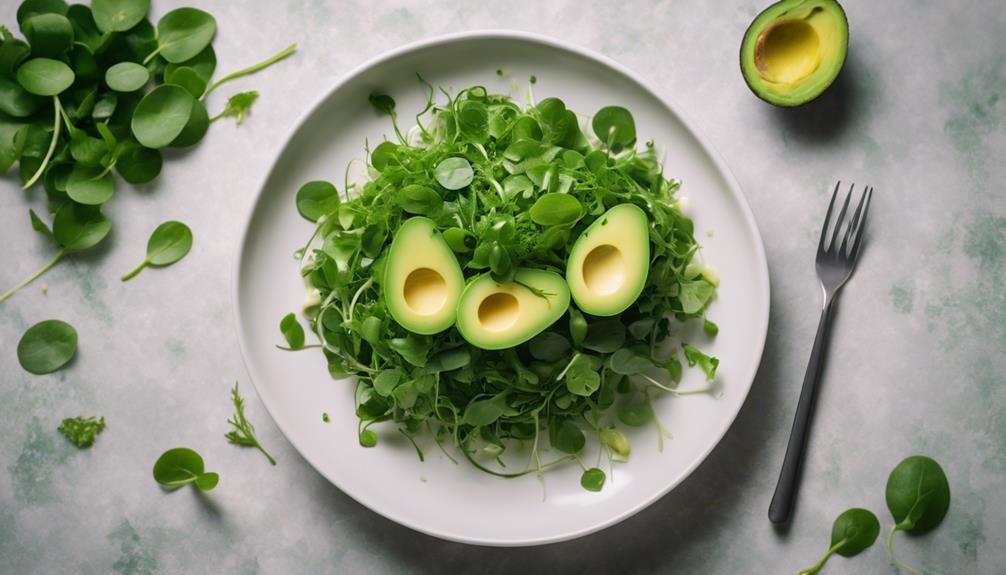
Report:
0,0,294,301
282,76,722,492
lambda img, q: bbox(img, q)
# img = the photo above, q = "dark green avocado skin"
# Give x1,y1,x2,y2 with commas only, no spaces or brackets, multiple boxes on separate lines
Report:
739,0,849,108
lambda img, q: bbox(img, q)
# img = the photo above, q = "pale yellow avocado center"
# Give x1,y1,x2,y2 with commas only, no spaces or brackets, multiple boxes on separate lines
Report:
477,293,520,332
582,244,625,296
756,19,821,84
403,268,448,316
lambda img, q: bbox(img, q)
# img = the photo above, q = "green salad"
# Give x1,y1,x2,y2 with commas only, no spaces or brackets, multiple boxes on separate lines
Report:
284,78,720,491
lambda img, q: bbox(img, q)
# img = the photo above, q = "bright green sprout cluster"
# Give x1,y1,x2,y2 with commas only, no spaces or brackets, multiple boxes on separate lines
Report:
0,0,295,302
58,415,105,447
287,78,721,491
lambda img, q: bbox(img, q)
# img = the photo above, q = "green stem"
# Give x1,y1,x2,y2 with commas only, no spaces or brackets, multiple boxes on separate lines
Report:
23,97,62,190
886,525,922,575
208,110,225,122
141,45,162,65
203,43,297,98
798,539,846,574
256,443,277,466
120,259,150,281
0,249,65,303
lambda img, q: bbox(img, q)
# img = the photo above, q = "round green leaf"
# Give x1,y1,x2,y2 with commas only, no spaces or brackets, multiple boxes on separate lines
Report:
115,143,161,183
886,455,951,532
0,76,42,117
154,8,216,64
168,98,208,147
580,468,606,492
592,106,636,150
164,65,205,98
52,201,111,251
152,447,205,486
105,61,148,92
146,220,192,266
399,184,441,215
16,57,74,96
296,180,339,222
16,0,68,28
163,44,215,84
0,35,31,76
529,193,583,226
434,157,473,190
130,84,193,148
23,13,74,58
831,508,880,557
92,92,117,120
370,141,397,171
91,0,149,33
66,164,114,205
17,319,77,374
65,4,102,51
69,131,107,166
617,400,651,427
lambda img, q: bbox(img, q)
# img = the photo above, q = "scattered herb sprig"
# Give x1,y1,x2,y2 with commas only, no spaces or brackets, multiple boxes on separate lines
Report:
225,382,276,465
0,0,295,302
152,447,218,491
291,79,720,490
58,415,106,447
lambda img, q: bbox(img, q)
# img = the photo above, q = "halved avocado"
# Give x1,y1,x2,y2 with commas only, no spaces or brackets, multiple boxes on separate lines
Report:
456,268,570,350
384,217,465,334
566,204,649,317
740,0,849,107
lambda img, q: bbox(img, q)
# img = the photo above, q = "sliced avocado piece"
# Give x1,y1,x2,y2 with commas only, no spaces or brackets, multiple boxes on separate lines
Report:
740,0,849,107
456,268,570,350
384,217,464,334
566,204,649,317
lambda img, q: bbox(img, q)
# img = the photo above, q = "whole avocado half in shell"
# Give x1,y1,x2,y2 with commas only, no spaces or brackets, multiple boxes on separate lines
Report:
740,0,849,107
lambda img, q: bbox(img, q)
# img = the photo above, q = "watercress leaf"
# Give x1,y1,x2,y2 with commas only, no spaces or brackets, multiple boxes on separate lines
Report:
599,427,630,456
91,92,116,119
69,131,107,166
65,4,102,51
592,106,636,151
294,180,339,222
194,472,219,491
17,0,68,28
66,164,114,205
91,0,149,33
29,208,53,239
569,308,587,347
16,57,74,95
443,227,476,253
211,90,257,124
359,428,377,447
52,201,110,251
434,157,473,190
163,44,215,85
682,343,719,381
582,318,626,353
618,399,651,426
145,220,192,265
886,455,950,533
57,415,105,448
279,312,305,349
580,467,606,492
0,75,42,116
679,279,715,315
529,193,583,227
800,508,880,574
153,8,216,64
529,332,570,361
628,318,655,340
399,184,441,215
609,348,655,375
392,380,418,408
131,84,193,148
168,98,208,147
23,13,74,58
704,319,719,336
17,319,77,374
368,93,395,114
373,369,403,397
549,418,585,454
457,99,488,144
388,333,433,367
152,447,210,488
105,61,148,92
424,347,471,372
565,357,601,397
462,393,509,427
115,142,161,184
370,140,397,171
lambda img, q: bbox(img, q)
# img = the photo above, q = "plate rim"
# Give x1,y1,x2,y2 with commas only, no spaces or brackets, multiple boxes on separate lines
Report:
231,29,771,547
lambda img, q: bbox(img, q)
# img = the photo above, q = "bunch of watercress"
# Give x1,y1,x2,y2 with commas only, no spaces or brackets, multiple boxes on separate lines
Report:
290,80,720,490
0,0,294,301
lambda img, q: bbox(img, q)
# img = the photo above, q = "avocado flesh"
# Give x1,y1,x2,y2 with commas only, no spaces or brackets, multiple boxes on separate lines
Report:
456,268,570,350
741,0,849,106
566,203,650,317
384,217,465,334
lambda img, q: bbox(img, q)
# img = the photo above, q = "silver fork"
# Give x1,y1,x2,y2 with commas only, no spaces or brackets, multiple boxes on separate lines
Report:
768,182,873,525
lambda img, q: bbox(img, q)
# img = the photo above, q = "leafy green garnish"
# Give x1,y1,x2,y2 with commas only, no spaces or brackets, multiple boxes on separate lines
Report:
152,447,219,491
121,221,193,281
294,80,719,491
225,382,277,465
58,415,106,448
799,508,880,574
0,1,294,303
885,455,950,574
17,318,77,374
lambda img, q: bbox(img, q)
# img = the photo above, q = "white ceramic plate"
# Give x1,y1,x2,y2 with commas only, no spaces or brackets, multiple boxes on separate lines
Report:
234,31,769,546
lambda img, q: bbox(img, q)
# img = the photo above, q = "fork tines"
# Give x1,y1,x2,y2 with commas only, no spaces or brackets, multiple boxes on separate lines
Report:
819,182,873,260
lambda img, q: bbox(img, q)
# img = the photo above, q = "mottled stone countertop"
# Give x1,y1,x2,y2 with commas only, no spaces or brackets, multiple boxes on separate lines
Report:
1,0,1003,573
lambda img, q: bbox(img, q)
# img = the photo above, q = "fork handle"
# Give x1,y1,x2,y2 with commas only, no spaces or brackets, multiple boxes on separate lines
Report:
768,297,835,525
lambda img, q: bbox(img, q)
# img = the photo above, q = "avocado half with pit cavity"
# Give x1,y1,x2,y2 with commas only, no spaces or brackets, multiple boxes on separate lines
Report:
566,203,650,317
456,268,570,350
741,0,849,107
384,217,465,334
